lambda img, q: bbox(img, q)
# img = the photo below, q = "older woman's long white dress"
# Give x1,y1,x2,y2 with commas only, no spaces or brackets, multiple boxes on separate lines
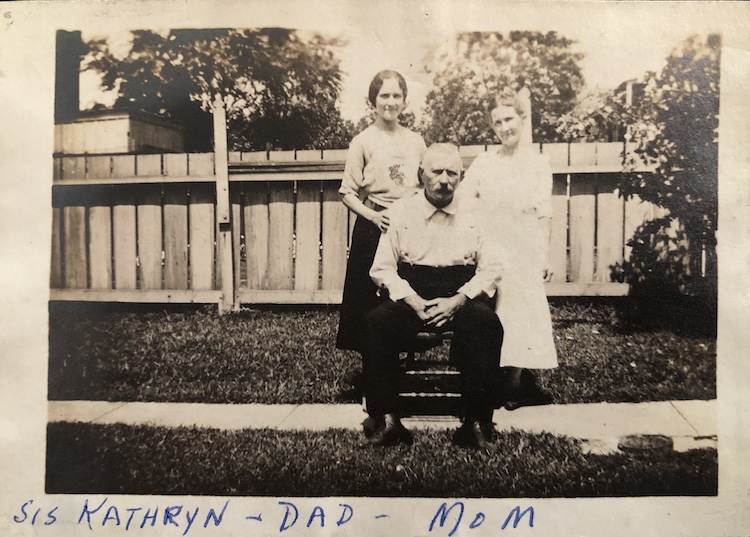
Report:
461,147,558,369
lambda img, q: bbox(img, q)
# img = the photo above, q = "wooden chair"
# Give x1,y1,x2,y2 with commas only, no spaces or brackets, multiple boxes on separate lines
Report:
397,330,462,417
361,329,461,437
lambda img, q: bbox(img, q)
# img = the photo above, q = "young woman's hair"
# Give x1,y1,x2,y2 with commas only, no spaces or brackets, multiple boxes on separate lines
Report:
368,70,408,107
486,86,527,119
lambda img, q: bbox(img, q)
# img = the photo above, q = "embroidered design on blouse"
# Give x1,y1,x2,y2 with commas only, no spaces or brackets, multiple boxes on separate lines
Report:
388,163,405,186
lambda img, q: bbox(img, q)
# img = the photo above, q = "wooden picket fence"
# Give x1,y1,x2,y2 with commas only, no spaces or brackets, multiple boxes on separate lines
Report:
50,110,659,312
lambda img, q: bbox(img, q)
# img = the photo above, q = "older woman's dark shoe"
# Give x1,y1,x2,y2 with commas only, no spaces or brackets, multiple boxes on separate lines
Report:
503,369,553,411
452,421,494,451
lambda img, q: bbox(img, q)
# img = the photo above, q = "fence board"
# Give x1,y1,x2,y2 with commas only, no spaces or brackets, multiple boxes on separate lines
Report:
460,145,485,169
137,154,162,176
51,289,221,304
321,182,348,290
87,156,111,179
54,125,63,157
596,142,624,166
63,205,87,288
296,149,322,161
88,187,112,289
459,145,486,158
69,124,85,154
53,158,63,181
163,185,189,289
164,153,189,177
542,144,569,168
596,176,625,282
112,186,137,289
268,151,296,162
238,289,342,305
231,186,242,290
189,184,215,290
267,182,294,289
50,204,63,288
569,175,596,283
62,157,86,180
112,155,136,178
569,143,597,167
241,151,268,163
294,181,321,290
189,153,214,176
244,182,269,289
549,175,568,282
137,185,163,289
323,149,348,161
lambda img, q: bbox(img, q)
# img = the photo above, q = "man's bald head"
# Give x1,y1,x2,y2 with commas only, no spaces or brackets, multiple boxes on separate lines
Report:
420,143,463,172
419,143,464,209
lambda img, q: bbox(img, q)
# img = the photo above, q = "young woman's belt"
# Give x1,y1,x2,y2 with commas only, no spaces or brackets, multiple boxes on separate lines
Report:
363,198,387,212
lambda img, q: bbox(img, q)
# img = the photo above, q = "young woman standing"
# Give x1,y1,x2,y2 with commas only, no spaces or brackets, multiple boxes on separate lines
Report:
336,70,427,353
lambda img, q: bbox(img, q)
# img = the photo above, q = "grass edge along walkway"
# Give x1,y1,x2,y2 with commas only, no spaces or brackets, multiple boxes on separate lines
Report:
45,421,718,497
48,399,717,454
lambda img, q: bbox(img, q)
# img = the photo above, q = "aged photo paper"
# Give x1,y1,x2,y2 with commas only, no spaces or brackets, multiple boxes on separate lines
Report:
1,0,749,535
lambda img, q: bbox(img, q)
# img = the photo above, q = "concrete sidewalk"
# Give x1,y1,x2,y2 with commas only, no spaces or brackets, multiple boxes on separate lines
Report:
48,399,716,454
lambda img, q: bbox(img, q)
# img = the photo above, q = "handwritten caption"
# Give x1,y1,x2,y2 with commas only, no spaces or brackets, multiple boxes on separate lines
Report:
13,498,534,534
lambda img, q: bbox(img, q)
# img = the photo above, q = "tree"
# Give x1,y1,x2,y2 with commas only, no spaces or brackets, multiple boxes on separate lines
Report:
351,109,417,136
84,28,352,151
554,87,627,142
419,31,585,145
618,34,720,307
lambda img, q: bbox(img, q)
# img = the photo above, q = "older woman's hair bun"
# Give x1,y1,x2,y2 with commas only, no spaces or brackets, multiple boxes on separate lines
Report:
487,86,527,118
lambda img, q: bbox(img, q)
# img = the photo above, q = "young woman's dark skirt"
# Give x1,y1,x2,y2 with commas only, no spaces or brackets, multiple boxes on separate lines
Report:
336,215,383,352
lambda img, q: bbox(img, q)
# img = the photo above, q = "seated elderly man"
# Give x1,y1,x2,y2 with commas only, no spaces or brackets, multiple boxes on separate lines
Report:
362,143,504,450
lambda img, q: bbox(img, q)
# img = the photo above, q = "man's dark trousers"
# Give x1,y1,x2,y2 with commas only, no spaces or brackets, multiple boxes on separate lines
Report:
363,273,503,423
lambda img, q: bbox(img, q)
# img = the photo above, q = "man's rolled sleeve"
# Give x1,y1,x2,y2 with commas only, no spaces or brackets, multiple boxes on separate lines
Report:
457,226,503,299
369,229,417,302
457,280,484,301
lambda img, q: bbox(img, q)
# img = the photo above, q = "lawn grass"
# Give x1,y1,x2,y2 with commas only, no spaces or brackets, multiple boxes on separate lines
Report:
48,298,716,404
46,422,717,497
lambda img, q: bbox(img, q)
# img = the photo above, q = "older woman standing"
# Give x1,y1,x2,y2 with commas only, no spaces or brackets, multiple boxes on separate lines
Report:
461,87,557,409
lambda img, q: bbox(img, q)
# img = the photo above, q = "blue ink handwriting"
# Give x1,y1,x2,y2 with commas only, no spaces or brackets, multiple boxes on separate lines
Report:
277,501,354,532
429,502,534,535
77,498,229,535
13,499,58,526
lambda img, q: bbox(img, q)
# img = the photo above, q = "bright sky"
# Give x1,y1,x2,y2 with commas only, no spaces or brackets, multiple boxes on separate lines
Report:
79,2,725,122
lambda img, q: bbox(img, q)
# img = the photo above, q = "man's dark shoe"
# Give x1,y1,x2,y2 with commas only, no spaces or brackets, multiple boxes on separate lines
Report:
362,416,380,438
366,414,413,447
452,421,493,451
479,421,497,443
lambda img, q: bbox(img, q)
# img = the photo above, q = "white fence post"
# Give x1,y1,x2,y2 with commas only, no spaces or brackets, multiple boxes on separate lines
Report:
212,95,235,313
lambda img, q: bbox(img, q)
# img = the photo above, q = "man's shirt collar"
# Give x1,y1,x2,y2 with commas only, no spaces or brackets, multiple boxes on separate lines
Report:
422,193,458,219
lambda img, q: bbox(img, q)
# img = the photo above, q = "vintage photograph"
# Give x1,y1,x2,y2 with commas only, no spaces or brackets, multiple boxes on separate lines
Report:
43,14,721,500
